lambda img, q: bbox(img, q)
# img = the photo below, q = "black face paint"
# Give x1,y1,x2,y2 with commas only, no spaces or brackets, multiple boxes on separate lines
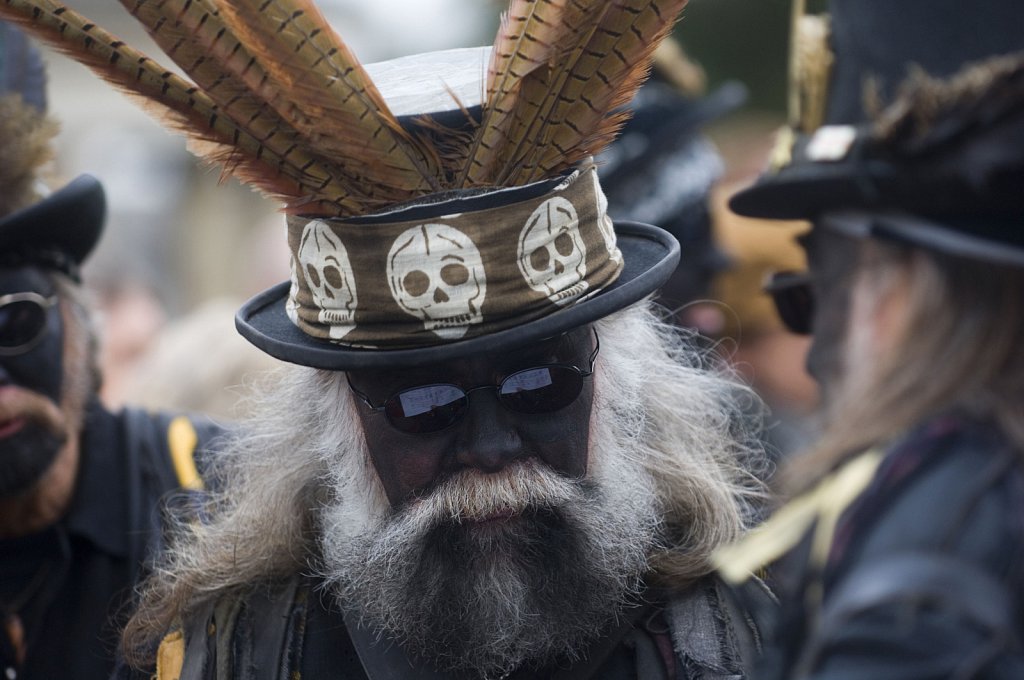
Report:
0,266,66,497
0,267,64,402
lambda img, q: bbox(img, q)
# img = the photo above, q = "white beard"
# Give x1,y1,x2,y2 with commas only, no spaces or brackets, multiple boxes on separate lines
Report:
315,400,660,676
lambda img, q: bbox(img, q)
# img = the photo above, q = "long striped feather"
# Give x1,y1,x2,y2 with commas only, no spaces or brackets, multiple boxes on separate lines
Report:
456,0,587,187
0,0,362,214
475,0,688,186
216,0,443,199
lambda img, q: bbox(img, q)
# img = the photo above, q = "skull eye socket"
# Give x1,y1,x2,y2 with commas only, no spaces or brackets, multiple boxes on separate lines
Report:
403,270,430,297
440,263,469,286
323,265,344,289
530,246,550,272
554,232,575,257
305,264,321,288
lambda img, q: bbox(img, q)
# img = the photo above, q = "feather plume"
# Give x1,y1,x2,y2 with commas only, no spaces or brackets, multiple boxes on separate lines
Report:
0,0,686,213
0,0,362,214
870,53,1024,190
0,94,58,215
215,0,443,199
456,0,589,186
115,0,391,210
466,0,689,187
873,53,1024,156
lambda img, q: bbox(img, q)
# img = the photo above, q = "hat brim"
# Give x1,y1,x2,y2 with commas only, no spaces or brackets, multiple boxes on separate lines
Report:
0,174,106,267
236,221,680,370
728,159,902,221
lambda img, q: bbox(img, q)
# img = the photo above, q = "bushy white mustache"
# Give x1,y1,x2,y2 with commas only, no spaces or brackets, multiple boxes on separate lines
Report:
404,459,579,525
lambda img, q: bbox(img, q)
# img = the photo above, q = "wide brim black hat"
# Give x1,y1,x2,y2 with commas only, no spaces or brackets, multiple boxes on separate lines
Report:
238,220,679,370
235,46,682,370
0,174,106,277
729,0,1024,264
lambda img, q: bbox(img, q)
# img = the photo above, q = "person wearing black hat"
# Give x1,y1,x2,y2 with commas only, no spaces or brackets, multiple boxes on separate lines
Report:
0,1,775,678
0,23,223,680
714,0,1024,677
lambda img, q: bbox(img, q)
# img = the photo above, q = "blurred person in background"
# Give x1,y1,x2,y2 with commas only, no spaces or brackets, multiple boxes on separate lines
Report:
599,39,817,462
598,39,744,332
710,201,817,460
716,0,1024,677
0,24,223,679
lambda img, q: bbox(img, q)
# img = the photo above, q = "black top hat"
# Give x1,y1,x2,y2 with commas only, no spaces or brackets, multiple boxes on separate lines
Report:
236,48,680,370
729,0,1024,265
0,22,106,279
0,175,107,280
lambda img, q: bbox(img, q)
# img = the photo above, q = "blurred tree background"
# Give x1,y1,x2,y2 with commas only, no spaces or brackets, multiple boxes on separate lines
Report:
678,0,791,114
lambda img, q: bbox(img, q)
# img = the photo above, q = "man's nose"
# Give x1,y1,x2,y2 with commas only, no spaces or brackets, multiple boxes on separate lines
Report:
454,388,525,473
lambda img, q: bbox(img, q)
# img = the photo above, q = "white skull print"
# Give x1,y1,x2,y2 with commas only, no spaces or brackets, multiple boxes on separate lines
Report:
593,169,621,264
387,223,486,339
297,220,359,340
518,196,589,306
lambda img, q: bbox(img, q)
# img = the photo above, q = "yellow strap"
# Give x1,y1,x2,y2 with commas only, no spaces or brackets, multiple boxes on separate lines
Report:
168,416,205,491
713,449,884,584
156,629,185,680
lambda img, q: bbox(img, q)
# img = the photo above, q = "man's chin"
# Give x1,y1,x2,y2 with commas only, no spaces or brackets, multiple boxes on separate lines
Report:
0,423,66,497
328,505,646,675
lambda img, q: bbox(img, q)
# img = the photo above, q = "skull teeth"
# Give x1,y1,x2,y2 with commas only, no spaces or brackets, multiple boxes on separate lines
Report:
427,313,475,327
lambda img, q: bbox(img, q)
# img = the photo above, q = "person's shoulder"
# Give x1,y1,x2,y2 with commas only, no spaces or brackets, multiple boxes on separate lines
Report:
845,415,1024,567
664,573,773,678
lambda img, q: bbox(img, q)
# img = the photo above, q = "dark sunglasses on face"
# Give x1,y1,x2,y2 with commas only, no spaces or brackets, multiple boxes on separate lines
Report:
763,271,814,335
348,331,600,434
0,291,58,356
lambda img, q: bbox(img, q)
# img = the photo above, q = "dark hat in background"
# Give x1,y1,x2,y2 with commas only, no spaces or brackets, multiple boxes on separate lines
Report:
730,0,1024,267
0,21,106,280
598,39,746,309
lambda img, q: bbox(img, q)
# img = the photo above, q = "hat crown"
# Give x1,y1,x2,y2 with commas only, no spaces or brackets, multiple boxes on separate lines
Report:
825,0,1024,125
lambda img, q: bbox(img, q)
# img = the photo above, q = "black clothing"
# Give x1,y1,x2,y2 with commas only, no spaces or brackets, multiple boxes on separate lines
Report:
126,573,766,680
725,413,1024,679
0,400,223,680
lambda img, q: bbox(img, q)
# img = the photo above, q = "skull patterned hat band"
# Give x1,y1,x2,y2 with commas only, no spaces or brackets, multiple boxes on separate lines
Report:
237,188,680,369
235,47,681,369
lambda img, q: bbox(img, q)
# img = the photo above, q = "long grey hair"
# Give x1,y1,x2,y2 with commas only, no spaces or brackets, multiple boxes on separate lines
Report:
122,300,765,667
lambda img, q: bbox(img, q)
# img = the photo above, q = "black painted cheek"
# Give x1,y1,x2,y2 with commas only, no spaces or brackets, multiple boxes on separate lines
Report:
2,311,64,403
0,269,65,403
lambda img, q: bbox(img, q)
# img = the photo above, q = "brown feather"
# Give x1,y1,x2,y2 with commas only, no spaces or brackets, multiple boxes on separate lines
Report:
470,0,688,187
0,0,363,214
457,0,590,186
216,0,443,200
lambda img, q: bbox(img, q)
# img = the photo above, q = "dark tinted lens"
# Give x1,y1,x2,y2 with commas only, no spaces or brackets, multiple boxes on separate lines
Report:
765,273,814,335
384,384,468,434
0,300,47,348
498,366,584,414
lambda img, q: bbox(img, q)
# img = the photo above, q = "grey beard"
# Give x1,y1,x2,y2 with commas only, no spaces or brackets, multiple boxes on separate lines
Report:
317,457,659,677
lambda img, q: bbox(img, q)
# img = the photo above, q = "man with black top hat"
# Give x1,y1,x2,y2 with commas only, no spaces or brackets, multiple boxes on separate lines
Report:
714,0,1024,677
0,23,223,679
0,0,772,678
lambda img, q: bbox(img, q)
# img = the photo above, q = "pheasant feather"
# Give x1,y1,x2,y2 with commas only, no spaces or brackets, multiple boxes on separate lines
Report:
216,0,443,198
457,0,590,186
116,0,400,209
0,0,689,213
474,0,688,186
0,0,362,213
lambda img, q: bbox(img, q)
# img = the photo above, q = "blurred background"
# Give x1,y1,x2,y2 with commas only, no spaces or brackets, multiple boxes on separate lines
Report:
35,0,814,449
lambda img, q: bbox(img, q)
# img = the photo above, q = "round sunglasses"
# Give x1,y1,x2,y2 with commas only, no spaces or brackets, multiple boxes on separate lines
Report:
348,331,600,434
0,291,59,356
763,270,814,335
